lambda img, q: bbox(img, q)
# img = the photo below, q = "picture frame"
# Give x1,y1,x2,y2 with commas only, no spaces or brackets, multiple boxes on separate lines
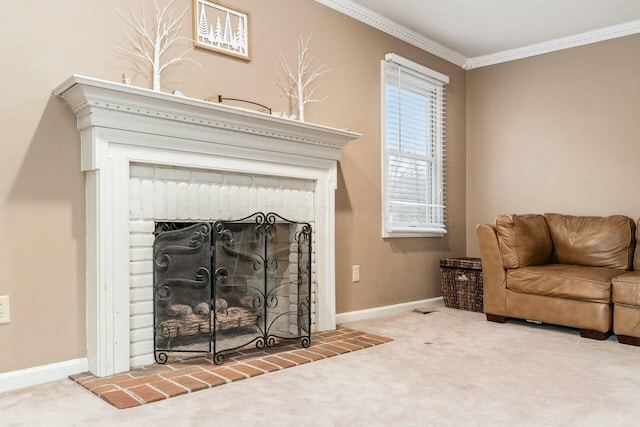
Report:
192,0,251,61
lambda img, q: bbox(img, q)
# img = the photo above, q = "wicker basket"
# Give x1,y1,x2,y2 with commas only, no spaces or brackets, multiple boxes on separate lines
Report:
440,257,484,312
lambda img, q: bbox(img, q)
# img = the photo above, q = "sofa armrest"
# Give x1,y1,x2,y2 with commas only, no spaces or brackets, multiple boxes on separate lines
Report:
476,223,507,316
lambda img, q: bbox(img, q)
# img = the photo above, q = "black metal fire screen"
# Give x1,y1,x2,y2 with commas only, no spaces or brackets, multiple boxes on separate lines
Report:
153,212,312,365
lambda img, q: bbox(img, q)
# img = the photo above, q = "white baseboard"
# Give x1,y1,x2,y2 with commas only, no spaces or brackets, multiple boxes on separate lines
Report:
336,297,444,324
0,358,88,394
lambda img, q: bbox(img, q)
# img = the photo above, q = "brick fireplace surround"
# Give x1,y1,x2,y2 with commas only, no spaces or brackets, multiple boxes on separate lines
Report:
54,75,360,378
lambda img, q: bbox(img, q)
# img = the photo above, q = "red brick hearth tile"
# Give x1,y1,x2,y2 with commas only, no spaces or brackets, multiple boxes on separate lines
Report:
150,380,189,398
128,385,167,404
278,352,311,365
161,366,203,379
330,341,361,352
263,356,296,369
244,359,281,373
231,363,265,378
83,374,133,391
208,367,248,382
315,343,350,354
291,349,326,361
70,328,391,410
90,384,119,397
171,375,209,392
100,390,142,409
191,371,227,387
345,338,371,349
69,372,95,383
116,374,164,389
332,330,365,340
305,346,339,358
361,334,394,344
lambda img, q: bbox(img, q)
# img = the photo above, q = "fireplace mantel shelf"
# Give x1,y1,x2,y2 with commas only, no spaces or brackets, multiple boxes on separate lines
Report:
55,75,360,378
54,75,360,169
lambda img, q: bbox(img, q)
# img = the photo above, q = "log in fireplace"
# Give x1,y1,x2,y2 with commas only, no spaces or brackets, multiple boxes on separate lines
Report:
153,212,312,364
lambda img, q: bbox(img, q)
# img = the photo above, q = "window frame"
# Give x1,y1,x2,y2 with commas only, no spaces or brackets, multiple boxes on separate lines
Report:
381,53,448,238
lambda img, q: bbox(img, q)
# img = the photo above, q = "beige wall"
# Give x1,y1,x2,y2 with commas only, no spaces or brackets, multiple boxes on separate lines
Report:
466,34,640,257
0,0,466,373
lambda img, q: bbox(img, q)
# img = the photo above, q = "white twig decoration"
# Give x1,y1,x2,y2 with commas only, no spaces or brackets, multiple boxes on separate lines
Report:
116,0,199,92
277,34,331,122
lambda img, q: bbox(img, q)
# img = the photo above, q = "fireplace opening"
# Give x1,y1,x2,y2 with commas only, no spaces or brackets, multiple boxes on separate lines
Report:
153,212,312,364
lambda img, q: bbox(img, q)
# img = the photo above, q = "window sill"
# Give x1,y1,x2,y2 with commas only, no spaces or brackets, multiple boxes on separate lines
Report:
383,227,447,238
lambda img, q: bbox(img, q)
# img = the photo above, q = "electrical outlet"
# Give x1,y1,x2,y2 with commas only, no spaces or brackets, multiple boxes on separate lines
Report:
352,265,360,283
0,295,10,324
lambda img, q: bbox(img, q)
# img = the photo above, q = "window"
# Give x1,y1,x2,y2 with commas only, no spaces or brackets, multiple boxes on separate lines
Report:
381,53,448,238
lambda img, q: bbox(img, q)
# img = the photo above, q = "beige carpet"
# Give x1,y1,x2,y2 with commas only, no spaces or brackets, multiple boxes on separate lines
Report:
2,306,640,426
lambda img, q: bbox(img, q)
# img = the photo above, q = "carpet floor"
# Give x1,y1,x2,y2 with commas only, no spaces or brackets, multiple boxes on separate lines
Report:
2,306,640,426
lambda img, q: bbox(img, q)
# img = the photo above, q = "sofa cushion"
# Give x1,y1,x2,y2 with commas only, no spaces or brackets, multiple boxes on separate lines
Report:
612,271,640,306
635,219,640,271
506,264,622,303
544,213,635,270
495,214,552,269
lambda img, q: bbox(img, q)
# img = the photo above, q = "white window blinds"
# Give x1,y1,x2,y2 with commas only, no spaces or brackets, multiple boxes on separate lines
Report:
382,53,448,238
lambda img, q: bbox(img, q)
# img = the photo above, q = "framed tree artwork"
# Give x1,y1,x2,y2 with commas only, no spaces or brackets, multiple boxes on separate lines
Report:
193,0,251,61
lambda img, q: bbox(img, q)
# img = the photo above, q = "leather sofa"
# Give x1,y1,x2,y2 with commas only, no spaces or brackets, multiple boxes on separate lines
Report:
476,213,640,343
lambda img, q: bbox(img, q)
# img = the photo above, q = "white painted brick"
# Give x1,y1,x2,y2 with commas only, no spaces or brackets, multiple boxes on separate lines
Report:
248,187,258,214
257,188,267,212
130,354,155,368
167,181,177,219
130,164,155,178
229,186,239,219
142,180,154,219
238,187,250,217
130,286,152,302
129,220,155,233
130,260,153,274
130,274,152,288
130,327,153,343
155,167,190,181
189,183,200,219
282,179,307,190
273,189,284,216
307,191,315,218
224,173,252,186
253,176,281,187
199,184,211,219
130,314,153,331
177,182,189,219
131,301,153,315
192,170,224,184
282,189,292,219
154,181,167,219
130,247,150,261
130,234,155,247
129,179,142,219
130,340,154,357
266,188,276,212
220,186,230,219
210,185,220,219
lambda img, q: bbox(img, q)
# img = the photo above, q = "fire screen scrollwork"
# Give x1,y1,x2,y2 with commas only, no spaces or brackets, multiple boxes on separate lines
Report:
153,212,312,365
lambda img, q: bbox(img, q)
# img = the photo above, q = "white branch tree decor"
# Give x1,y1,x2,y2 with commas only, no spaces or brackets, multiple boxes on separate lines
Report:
277,35,331,122
117,0,199,92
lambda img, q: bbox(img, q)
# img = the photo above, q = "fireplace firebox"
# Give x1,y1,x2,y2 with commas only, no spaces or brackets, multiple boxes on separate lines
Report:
153,212,312,364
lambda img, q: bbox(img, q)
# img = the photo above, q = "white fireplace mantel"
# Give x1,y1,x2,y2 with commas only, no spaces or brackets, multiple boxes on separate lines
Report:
54,75,360,377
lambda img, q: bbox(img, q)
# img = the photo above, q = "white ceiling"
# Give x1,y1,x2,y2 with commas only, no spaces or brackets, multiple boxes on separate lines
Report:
316,0,640,69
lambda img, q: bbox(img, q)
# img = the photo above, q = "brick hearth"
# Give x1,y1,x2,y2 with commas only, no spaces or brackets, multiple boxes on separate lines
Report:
70,328,392,409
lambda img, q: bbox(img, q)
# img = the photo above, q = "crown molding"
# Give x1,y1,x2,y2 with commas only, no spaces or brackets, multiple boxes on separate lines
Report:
314,0,467,68
466,19,640,69
316,0,640,70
